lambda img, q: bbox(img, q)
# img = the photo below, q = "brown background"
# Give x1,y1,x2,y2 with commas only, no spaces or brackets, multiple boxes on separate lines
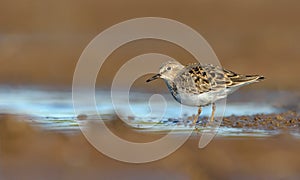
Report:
1,1,300,179
0,0,299,89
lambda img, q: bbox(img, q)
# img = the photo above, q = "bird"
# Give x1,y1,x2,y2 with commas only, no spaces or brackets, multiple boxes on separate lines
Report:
146,61,264,125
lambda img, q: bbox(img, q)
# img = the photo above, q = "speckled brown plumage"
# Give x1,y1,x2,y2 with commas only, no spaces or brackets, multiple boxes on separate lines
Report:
174,63,264,95
146,61,264,125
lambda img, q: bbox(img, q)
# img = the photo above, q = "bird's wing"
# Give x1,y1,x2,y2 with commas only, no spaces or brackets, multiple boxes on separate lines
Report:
174,63,264,94
174,63,224,94
222,68,264,87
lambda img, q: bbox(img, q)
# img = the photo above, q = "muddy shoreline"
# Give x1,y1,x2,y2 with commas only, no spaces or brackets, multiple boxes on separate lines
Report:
1,114,300,179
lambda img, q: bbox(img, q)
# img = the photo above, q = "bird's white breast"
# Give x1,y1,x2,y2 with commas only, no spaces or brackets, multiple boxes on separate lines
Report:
174,89,230,107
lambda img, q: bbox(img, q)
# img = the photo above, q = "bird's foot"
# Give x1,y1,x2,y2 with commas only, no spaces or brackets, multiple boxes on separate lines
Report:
206,118,214,126
188,116,198,132
192,115,198,125
193,125,201,134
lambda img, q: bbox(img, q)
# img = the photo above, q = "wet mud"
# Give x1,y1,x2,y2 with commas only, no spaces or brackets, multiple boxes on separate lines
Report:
1,114,300,179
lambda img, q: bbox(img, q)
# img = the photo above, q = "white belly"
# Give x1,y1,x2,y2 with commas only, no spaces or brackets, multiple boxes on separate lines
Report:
174,88,237,107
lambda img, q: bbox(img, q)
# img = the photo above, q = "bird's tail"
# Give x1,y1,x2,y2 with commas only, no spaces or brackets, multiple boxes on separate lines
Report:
231,74,265,85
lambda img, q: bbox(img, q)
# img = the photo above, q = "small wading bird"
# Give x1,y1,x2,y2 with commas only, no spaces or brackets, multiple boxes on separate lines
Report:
146,61,264,125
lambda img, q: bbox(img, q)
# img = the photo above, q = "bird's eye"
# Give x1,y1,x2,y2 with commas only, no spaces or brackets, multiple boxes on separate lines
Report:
166,67,172,71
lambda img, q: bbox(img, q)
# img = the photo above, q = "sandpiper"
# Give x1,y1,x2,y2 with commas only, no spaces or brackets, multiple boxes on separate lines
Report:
146,61,264,125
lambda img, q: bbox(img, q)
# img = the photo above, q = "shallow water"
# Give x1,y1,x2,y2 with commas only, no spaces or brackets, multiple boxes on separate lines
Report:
0,86,296,137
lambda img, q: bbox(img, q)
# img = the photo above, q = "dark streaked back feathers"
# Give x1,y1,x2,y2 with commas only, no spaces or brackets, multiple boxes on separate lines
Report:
174,63,264,94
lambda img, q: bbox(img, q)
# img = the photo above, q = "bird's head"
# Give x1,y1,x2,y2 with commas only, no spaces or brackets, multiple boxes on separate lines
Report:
146,61,184,82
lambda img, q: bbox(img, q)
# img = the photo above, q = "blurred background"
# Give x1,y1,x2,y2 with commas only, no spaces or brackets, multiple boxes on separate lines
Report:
1,0,299,89
1,1,300,179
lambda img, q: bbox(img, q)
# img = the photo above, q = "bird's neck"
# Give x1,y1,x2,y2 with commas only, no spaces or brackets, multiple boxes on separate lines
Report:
164,79,180,101
164,79,175,90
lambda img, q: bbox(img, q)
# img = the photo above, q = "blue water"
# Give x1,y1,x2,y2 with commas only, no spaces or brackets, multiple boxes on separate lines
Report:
0,86,283,136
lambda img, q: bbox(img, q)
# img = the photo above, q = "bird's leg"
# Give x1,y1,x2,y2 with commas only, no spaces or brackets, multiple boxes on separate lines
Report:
210,103,216,123
193,107,202,125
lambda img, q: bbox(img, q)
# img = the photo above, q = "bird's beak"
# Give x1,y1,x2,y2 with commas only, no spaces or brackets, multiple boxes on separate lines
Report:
146,74,161,82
